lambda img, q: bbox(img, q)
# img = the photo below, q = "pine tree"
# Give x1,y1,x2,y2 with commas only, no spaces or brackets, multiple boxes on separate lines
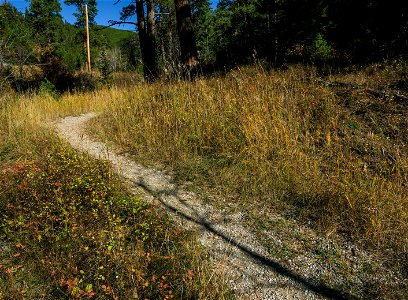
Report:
27,0,63,46
155,0,179,76
64,0,98,28
0,2,34,80
119,0,158,81
191,0,216,64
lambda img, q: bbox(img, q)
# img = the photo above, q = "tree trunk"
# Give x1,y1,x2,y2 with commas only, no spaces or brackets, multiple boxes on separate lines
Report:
174,0,199,70
146,0,158,79
135,0,147,70
136,0,157,81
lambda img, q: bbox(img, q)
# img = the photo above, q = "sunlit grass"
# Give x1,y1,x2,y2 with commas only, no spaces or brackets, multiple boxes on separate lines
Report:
88,64,407,274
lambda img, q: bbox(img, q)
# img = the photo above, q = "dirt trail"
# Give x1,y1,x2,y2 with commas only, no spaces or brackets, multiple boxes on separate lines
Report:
54,113,352,300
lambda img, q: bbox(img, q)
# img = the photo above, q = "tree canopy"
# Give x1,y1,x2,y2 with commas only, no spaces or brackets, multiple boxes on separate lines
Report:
64,0,98,27
1,0,407,90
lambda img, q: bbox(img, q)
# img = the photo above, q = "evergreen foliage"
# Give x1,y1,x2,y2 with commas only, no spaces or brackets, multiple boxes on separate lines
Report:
1,0,407,88
202,0,407,66
0,1,139,93
191,0,216,64
64,0,98,27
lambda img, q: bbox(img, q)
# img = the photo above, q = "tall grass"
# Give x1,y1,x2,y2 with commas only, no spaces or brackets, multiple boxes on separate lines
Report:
90,65,407,271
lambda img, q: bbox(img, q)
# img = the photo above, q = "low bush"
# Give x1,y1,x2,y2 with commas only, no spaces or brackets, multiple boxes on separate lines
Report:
0,146,230,299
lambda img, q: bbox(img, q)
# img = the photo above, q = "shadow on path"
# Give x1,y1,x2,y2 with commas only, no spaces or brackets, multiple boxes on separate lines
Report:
134,180,357,300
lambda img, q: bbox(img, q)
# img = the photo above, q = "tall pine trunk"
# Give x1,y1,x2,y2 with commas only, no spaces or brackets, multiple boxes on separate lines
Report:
136,0,157,81
146,0,157,79
174,0,198,70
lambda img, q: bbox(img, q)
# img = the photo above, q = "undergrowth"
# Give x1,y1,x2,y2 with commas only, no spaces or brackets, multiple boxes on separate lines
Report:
0,144,230,299
1,60,406,299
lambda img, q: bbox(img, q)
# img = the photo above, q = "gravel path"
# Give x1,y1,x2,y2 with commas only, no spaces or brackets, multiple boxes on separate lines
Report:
54,113,354,300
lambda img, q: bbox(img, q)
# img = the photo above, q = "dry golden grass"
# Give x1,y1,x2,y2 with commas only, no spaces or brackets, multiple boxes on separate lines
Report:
87,64,407,273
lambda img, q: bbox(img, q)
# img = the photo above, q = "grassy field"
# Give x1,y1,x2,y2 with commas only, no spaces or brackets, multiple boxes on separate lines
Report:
88,62,408,275
0,60,407,298
0,91,231,299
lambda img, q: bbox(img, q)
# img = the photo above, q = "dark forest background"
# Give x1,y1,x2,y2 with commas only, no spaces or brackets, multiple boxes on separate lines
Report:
1,0,407,91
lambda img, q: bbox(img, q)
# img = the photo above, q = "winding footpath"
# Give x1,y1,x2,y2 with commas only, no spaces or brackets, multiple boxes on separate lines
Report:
54,113,355,300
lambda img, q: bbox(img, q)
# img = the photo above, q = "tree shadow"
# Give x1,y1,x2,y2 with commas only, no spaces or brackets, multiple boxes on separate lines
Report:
134,179,356,300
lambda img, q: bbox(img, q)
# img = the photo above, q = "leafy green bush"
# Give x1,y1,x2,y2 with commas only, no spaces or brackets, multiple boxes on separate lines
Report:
38,78,60,99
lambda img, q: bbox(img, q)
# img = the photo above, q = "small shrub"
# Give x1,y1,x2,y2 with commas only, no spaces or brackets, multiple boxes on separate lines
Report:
72,72,97,92
0,147,229,299
309,33,334,62
38,78,59,99
98,50,114,87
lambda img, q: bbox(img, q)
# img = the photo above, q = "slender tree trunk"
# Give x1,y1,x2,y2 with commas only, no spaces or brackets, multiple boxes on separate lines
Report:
274,11,278,65
160,37,167,74
136,0,157,81
146,0,158,79
174,0,199,70
136,0,147,68
85,4,91,72
168,24,176,74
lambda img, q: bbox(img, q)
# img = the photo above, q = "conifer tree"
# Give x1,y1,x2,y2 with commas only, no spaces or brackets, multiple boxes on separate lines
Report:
27,0,63,46
119,0,158,81
191,0,216,64
64,0,98,28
